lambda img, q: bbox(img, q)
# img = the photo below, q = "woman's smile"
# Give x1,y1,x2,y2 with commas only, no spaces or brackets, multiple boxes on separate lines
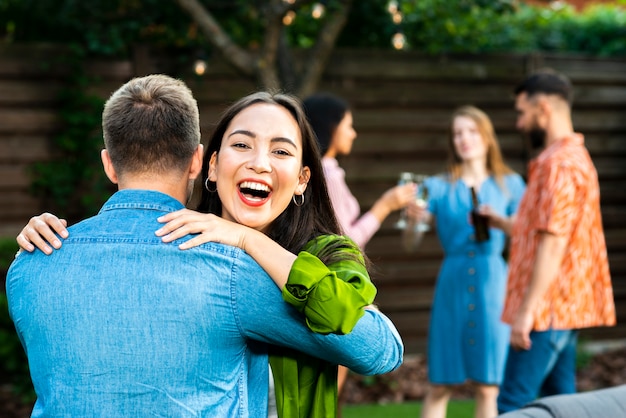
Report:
237,179,272,206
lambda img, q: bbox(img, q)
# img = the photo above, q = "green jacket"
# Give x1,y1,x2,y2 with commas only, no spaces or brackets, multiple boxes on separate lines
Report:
270,234,377,418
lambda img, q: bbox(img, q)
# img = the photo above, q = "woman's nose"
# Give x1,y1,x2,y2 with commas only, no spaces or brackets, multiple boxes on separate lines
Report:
246,151,271,173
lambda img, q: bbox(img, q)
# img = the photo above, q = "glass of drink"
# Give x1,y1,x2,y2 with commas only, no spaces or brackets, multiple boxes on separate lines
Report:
394,172,414,229
413,174,430,232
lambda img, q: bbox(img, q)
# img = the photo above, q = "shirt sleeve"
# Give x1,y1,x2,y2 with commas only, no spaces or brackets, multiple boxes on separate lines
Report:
282,235,376,335
533,161,579,236
324,162,380,248
233,252,403,375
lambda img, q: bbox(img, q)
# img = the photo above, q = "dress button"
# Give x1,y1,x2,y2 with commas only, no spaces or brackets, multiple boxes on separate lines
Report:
468,268,475,275
468,304,475,311
469,338,475,345
468,321,475,328
468,251,475,258
468,285,475,293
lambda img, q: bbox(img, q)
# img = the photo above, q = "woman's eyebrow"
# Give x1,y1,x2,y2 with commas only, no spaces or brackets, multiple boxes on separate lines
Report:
271,137,297,148
228,130,298,148
228,129,255,138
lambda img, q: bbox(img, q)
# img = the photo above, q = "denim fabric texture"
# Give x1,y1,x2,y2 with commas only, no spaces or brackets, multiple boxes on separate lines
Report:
497,329,578,414
7,190,403,417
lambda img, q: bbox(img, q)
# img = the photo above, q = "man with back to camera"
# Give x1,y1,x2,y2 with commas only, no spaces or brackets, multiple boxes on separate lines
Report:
497,69,616,413
5,74,403,417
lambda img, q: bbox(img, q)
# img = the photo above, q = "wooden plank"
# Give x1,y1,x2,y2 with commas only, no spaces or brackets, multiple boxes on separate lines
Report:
0,81,63,105
325,51,529,81
0,44,71,77
0,191,40,216
0,164,32,188
0,135,52,162
540,54,626,83
0,109,60,134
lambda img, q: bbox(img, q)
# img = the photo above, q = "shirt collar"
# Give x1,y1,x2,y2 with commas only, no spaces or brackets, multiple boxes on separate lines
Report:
99,189,186,214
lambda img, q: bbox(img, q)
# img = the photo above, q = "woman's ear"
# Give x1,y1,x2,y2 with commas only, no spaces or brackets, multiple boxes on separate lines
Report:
296,166,311,195
208,151,218,182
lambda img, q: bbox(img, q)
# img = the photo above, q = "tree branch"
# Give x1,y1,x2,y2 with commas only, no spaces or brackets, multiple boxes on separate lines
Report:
296,0,354,97
257,0,284,91
174,0,256,76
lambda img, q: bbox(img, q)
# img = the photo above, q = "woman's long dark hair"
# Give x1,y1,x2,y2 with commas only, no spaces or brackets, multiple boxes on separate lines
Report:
196,91,344,255
302,92,349,156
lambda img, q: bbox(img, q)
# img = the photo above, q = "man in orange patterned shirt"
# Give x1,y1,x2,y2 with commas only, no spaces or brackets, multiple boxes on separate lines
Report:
497,70,616,414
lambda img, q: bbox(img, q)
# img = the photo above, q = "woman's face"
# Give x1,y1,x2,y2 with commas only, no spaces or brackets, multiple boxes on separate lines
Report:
328,111,357,157
208,103,310,233
452,115,488,162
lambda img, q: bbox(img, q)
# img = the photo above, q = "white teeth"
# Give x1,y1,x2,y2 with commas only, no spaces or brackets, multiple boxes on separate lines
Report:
239,181,270,192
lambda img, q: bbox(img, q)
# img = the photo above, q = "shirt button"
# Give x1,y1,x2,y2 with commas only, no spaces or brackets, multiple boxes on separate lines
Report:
469,338,475,345
468,286,475,293
468,304,475,311
468,321,476,328
468,268,475,275
468,251,475,258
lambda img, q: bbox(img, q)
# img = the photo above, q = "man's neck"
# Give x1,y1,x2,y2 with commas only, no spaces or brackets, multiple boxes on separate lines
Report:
545,111,575,147
117,175,190,205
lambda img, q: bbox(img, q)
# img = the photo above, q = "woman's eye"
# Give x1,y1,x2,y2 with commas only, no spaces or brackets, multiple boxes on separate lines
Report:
273,149,291,156
232,142,249,149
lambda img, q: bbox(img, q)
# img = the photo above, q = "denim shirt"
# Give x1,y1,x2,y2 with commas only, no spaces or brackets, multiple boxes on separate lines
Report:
7,190,403,417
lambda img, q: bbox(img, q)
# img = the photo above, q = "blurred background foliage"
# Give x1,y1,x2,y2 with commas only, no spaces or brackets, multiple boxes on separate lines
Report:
0,0,624,57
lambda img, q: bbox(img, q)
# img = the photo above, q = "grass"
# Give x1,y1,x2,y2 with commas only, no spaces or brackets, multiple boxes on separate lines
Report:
342,400,475,418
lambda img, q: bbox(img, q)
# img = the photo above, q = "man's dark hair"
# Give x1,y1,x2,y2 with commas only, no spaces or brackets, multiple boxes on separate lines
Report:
514,69,573,105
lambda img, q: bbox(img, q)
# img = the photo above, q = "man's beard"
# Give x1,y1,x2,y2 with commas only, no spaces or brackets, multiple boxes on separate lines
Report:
526,127,546,150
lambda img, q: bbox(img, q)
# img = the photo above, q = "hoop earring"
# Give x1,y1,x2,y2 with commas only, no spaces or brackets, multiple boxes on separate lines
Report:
204,178,217,193
292,194,304,207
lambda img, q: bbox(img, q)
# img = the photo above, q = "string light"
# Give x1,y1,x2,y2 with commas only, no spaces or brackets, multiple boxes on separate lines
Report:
392,11,403,24
312,3,325,19
392,32,406,50
283,0,295,4
194,59,207,76
387,0,398,14
283,10,296,25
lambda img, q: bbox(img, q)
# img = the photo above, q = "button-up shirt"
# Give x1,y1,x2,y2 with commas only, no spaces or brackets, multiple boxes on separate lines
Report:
502,134,616,330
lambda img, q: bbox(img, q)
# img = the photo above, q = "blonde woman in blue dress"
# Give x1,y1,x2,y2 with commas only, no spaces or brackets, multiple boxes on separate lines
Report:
404,106,526,418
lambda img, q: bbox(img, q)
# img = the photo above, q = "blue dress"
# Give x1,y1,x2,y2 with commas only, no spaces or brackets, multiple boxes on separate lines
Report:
425,174,526,385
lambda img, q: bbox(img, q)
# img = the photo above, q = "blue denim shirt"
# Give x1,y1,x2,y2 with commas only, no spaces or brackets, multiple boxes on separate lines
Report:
7,190,403,417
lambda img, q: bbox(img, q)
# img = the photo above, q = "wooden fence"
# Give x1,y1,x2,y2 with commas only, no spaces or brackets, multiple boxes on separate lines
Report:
1,44,625,354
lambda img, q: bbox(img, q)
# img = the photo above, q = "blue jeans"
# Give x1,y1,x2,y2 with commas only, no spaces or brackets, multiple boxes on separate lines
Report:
497,329,578,414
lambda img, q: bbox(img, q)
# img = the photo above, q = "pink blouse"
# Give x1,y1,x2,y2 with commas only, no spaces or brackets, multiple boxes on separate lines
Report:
322,157,380,249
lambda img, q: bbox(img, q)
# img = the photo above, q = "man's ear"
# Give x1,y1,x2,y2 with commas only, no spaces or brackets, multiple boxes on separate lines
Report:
101,149,118,184
189,144,204,181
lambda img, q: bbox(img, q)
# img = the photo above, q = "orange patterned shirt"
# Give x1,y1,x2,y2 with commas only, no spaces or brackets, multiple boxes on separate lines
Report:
501,134,616,330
